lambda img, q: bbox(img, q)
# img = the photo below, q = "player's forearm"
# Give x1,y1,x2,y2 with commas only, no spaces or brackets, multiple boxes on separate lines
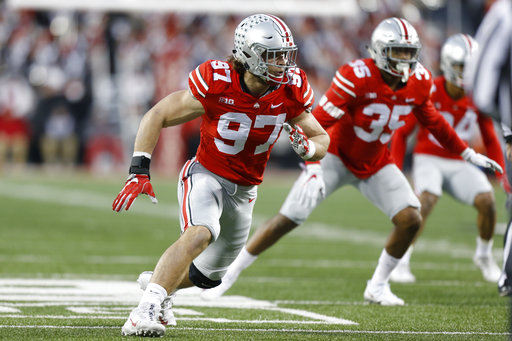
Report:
307,133,330,161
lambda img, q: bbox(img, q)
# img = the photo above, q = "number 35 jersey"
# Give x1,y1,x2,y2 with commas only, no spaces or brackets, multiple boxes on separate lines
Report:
312,58,466,179
189,60,314,185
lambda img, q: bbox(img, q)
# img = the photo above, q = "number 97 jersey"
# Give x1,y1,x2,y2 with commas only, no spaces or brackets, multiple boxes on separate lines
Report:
189,59,314,186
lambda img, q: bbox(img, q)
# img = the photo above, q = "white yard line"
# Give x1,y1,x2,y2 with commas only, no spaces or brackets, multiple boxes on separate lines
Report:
0,278,357,325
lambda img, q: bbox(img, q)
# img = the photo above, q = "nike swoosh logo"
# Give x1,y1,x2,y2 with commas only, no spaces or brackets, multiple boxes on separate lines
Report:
249,198,255,203
271,103,283,109
405,98,415,103
130,318,137,327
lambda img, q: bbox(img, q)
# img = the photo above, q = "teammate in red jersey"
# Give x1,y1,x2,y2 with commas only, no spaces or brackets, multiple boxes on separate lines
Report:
112,14,329,337
389,34,507,284
201,18,503,306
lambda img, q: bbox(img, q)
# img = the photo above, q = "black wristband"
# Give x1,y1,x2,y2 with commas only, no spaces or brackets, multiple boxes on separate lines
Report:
505,135,512,144
129,155,151,177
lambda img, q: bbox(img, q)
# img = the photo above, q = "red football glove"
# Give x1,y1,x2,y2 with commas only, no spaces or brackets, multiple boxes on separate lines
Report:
283,123,316,160
112,174,158,212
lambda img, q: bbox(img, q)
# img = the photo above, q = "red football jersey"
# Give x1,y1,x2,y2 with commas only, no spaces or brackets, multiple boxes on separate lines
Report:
391,76,505,174
312,58,466,179
188,60,314,185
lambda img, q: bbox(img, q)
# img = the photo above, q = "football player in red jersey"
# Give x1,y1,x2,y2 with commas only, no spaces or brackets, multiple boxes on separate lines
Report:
112,14,329,337
389,34,507,284
201,18,503,306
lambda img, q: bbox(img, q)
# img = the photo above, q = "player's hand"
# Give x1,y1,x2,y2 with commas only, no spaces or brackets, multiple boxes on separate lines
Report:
283,122,315,160
112,174,158,212
297,163,326,208
461,147,503,174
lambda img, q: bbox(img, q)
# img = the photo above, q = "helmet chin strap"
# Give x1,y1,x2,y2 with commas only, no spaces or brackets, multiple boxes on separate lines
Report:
396,62,410,82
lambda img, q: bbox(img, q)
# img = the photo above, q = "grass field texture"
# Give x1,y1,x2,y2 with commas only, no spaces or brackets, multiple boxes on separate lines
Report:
0,170,510,340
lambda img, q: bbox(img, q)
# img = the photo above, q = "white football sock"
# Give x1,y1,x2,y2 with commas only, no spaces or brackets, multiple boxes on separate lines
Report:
370,249,400,284
475,236,493,257
226,247,258,277
140,283,167,306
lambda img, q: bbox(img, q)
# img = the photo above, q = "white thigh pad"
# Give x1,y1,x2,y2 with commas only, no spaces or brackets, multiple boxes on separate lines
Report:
359,164,420,219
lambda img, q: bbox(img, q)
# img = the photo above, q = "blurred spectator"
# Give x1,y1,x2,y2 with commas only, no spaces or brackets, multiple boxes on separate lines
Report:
39,102,78,169
0,75,34,171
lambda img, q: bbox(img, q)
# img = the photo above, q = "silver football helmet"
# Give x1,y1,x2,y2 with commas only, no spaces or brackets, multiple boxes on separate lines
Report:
440,34,478,88
233,14,297,84
369,17,421,82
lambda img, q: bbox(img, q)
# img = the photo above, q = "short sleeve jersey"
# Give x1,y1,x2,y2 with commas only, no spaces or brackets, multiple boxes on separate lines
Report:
188,60,314,185
312,58,466,179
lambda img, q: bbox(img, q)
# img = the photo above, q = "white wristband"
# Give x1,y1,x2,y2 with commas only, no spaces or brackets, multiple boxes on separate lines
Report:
303,141,316,160
133,151,152,159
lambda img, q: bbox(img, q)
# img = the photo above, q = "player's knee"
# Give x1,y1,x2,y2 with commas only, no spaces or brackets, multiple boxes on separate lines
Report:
189,262,222,289
474,192,496,215
394,207,422,234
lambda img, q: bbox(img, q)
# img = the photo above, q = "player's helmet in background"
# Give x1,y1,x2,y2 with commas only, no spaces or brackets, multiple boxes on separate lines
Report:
233,14,298,84
369,17,421,82
440,34,478,88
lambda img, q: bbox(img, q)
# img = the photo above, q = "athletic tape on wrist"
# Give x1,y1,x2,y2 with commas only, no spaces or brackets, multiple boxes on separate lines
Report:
129,154,151,177
303,141,316,160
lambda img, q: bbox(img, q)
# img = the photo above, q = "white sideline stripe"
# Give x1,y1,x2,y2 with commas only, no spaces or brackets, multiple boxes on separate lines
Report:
0,279,357,325
0,315,345,324
267,307,357,325
0,181,499,258
0,325,508,336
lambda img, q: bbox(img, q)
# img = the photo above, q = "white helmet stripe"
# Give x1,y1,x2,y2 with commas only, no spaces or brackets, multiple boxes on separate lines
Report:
393,17,409,40
461,34,473,53
268,14,293,46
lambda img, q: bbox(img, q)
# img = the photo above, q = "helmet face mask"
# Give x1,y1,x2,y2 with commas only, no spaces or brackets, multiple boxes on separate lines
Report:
440,34,478,88
369,18,421,82
233,14,298,84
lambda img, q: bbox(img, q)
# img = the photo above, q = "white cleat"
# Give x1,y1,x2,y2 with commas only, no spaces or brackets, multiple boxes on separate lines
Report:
121,302,165,337
159,294,177,326
389,263,416,283
364,280,405,306
473,255,501,283
137,271,177,326
200,272,238,301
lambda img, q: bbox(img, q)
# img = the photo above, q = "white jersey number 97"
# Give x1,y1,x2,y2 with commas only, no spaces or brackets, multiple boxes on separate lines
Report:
215,112,286,155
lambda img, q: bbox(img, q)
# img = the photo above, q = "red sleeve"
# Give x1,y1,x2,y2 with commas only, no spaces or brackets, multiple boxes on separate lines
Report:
312,64,355,129
413,99,467,154
390,114,418,169
293,68,315,112
479,114,507,178
188,61,212,100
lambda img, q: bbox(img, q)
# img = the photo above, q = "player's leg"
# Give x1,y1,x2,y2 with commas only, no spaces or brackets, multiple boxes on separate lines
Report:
123,161,223,336
122,224,212,336
201,152,347,299
500,218,512,295
446,161,500,282
391,154,443,283
361,164,421,305
499,151,512,295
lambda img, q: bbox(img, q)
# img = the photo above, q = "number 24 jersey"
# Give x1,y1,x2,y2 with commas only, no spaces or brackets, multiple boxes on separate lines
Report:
189,60,314,185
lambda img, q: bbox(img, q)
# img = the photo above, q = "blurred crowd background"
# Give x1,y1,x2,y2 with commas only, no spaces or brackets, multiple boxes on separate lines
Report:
0,0,496,176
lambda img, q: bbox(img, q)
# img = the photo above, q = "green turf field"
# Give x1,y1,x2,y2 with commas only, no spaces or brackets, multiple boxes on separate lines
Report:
0,170,510,340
